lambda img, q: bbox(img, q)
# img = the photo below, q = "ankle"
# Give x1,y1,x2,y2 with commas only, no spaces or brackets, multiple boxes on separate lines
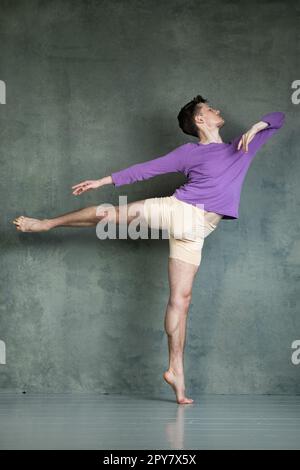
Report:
43,219,54,230
169,365,184,375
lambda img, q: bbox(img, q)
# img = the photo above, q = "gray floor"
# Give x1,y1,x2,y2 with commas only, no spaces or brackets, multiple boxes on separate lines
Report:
0,393,299,449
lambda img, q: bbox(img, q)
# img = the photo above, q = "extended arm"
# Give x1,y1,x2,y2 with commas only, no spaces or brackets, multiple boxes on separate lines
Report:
71,143,191,195
110,143,190,187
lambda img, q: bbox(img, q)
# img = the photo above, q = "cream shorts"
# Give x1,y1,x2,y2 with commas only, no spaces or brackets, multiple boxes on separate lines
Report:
143,195,221,266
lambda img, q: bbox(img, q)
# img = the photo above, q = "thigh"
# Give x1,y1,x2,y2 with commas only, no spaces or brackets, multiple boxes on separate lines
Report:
169,235,204,267
203,213,221,238
120,196,175,228
121,199,148,224
168,256,199,298
142,196,174,231
96,199,148,224
204,211,223,228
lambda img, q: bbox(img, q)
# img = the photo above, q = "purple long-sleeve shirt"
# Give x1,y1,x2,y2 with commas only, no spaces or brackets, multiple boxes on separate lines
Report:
111,112,285,219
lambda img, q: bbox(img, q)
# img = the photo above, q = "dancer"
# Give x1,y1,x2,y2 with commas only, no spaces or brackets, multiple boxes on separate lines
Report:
13,95,285,404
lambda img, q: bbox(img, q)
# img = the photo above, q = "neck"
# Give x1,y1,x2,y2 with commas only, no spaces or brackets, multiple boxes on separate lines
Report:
198,126,223,145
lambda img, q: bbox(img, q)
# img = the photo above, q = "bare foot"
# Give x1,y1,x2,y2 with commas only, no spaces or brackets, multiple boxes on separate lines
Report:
163,368,194,404
12,216,52,232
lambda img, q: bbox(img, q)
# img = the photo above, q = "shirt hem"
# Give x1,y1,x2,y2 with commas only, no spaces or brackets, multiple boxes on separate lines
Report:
172,194,238,219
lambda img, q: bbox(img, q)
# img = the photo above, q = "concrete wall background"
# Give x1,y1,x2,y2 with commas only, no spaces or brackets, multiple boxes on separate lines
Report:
0,0,299,394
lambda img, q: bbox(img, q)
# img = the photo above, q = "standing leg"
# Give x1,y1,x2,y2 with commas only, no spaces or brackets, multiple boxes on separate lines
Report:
163,257,199,404
12,199,147,232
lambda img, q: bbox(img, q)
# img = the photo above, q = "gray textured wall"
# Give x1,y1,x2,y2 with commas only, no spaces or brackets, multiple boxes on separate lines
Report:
0,0,299,394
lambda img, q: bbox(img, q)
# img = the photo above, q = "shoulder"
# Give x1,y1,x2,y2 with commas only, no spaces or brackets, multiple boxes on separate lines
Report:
178,142,197,149
180,142,199,152
170,142,196,154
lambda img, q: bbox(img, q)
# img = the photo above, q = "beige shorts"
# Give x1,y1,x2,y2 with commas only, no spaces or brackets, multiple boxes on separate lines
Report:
143,195,221,266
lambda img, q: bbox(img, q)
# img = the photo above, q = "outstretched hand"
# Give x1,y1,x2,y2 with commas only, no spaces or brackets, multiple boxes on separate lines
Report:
72,179,102,195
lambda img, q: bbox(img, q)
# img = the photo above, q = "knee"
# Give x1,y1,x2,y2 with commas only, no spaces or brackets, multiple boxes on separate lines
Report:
168,292,192,313
96,206,118,223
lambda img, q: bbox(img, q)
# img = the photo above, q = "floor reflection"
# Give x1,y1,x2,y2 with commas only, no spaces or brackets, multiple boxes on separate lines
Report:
165,402,195,449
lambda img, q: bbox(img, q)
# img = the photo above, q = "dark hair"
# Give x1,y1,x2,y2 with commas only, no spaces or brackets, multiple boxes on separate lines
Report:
177,95,208,137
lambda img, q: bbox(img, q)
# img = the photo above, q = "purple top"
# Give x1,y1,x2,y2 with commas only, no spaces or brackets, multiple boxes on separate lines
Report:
111,112,285,219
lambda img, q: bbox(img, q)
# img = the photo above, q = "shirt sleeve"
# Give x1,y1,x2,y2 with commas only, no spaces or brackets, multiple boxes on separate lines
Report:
246,112,285,157
111,143,191,187
230,112,285,155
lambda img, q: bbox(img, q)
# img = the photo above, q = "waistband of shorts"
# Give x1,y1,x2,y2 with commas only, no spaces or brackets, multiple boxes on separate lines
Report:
170,195,206,214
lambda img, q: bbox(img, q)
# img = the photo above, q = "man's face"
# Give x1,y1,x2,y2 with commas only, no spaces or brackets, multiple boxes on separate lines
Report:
195,103,225,129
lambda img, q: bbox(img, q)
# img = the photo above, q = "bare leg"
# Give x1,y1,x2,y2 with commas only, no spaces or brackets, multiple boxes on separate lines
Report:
163,257,199,404
12,199,147,232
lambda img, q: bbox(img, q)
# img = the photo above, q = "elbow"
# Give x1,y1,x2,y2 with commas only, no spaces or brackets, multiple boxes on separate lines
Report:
275,111,286,128
261,112,286,129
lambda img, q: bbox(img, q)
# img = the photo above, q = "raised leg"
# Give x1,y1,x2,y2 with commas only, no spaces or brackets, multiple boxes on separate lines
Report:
163,257,199,404
12,199,147,232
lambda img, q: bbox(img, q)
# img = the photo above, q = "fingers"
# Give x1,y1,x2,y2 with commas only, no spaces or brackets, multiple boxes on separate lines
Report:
73,186,86,195
237,136,244,151
72,186,91,196
71,181,94,195
72,188,83,195
72,184,88,195
247,134,255,147
71,180,100,195
238,135,246,150
237,134,249,152
72,181,90,189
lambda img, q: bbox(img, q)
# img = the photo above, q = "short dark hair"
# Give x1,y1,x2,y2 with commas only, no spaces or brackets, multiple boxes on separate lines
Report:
177,95,208,137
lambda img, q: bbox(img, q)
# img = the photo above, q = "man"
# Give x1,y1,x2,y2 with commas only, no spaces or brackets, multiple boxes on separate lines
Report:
13,95,285,404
